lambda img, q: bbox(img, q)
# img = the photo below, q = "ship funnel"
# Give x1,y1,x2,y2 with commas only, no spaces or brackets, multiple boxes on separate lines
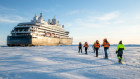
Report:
40,13,42,17
62,25,64,28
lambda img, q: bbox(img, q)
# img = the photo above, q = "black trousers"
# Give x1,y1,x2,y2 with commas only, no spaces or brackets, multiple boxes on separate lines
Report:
117,50,123,58
79,47,82,53
95,48,99,57
117,50,123,63
85,47,88,54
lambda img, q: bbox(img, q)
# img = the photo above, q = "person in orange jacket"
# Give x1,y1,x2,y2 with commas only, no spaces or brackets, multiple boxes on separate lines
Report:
78,42,82,53
102,38,110,59
84,42,89,54
94,40,100,57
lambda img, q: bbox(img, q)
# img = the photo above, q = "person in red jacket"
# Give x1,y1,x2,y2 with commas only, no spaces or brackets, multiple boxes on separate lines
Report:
102,38,110,59
84,42,89,54
94,40,100,57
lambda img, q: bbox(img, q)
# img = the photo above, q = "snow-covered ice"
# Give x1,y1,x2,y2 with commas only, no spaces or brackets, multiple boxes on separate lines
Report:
0,45,140,79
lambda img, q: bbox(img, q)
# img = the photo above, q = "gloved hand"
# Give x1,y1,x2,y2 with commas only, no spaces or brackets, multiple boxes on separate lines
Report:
116,51,118,54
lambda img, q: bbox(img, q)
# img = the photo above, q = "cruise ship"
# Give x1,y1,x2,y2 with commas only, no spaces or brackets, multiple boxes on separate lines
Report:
7,13,72,46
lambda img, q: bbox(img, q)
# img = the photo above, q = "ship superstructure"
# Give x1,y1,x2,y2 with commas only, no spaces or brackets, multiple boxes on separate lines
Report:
7,13,72,46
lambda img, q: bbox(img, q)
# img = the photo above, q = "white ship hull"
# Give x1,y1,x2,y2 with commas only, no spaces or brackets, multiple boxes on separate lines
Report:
32,36,72,46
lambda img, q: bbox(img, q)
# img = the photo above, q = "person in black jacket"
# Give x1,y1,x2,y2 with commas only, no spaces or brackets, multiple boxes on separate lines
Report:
92,42,96,53
78,42,82,53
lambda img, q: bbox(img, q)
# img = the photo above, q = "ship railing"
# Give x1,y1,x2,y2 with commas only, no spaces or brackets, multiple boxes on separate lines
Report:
11,31,30,33
16,26,31,27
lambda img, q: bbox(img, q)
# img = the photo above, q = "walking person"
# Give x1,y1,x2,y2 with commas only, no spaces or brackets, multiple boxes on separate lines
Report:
84,42,89,54
116,40,125,64
92,42,96,53
102,38,110,59
94,40,100,57
78,42,82,53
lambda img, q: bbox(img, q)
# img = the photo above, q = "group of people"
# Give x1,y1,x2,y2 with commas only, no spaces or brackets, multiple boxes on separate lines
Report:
78,38,125,64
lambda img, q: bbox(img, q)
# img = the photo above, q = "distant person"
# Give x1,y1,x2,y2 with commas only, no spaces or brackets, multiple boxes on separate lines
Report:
92,42,96,53
102,38,110,59
116,40,125,64
94,40,100,57
78,42,82,53
84,42,89,54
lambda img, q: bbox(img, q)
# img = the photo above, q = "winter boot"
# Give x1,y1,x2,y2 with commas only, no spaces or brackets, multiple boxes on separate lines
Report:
104,57,108,59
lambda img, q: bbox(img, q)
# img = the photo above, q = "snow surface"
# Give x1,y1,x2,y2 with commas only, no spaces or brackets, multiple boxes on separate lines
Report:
0,46,140,79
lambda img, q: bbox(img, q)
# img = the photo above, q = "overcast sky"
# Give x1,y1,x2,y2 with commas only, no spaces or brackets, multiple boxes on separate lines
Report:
0,0,140,45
